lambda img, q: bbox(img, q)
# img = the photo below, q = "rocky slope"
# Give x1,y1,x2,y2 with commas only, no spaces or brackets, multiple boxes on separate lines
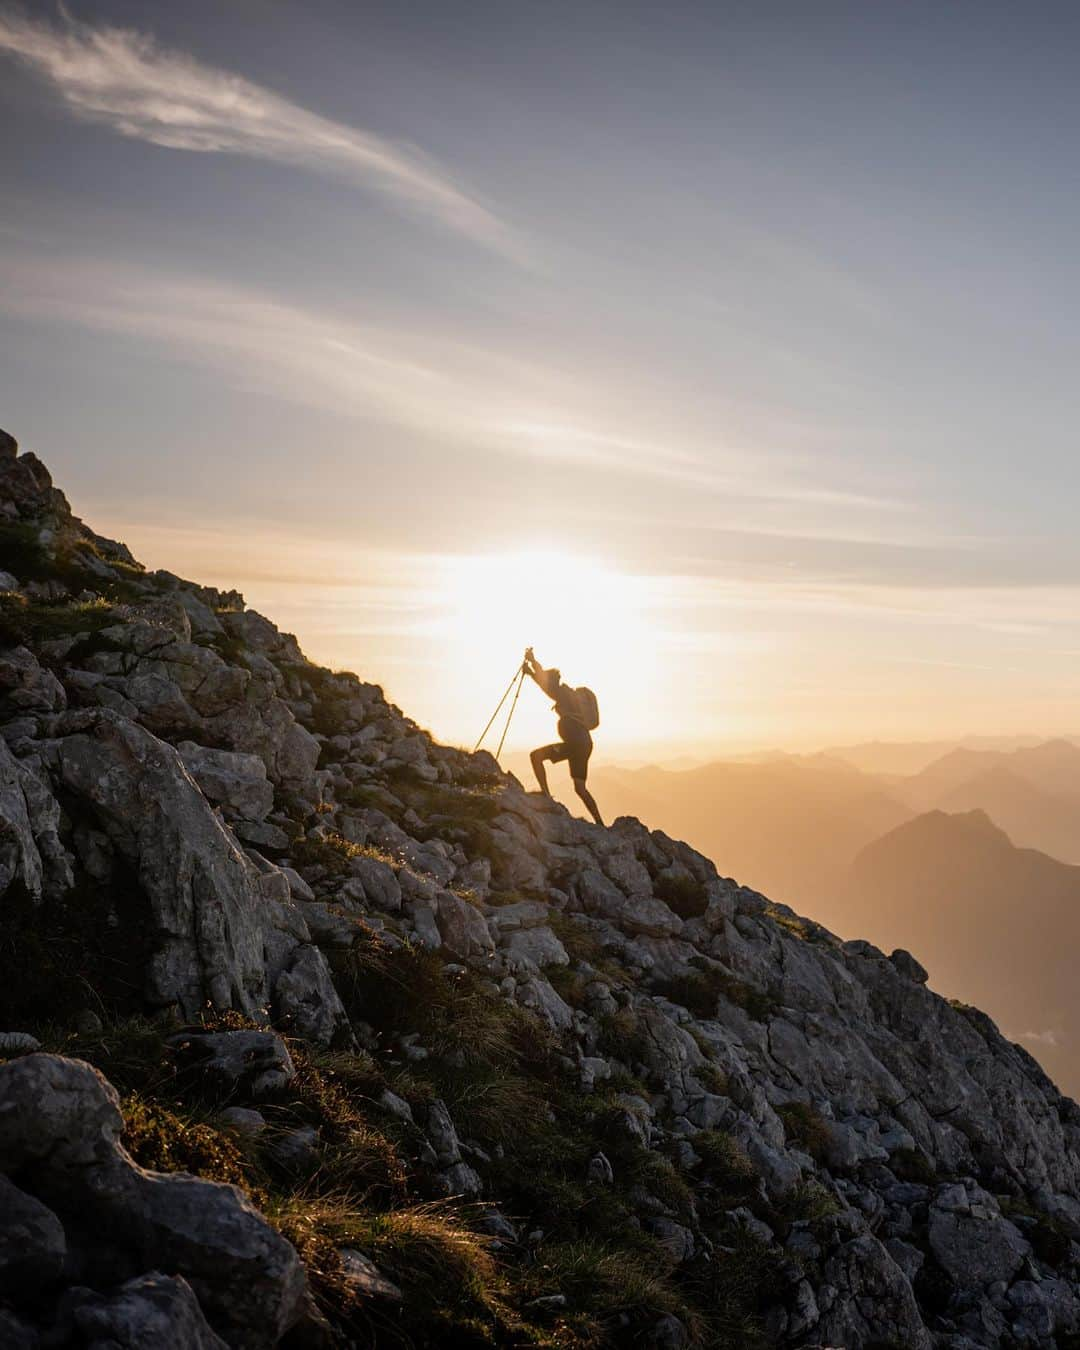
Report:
1,425,1080,1349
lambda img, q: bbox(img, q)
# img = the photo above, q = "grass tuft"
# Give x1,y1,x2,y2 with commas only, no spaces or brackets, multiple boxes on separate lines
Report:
654,874,709,919
776,1101,831,1164
122,1094,262,1199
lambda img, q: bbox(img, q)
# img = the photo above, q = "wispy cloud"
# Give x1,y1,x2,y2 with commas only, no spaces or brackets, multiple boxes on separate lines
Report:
0,8,515,254
1016,1029,1061,1048
1,253,907,520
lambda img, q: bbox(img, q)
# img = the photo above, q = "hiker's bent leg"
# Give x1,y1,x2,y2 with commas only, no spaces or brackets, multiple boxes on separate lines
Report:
573,777,604,827
530,748,552,796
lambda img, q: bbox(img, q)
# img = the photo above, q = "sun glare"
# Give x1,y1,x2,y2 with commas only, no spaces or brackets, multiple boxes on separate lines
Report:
438,550,660,749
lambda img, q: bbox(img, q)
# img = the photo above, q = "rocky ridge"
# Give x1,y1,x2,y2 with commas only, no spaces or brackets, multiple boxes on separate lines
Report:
0,426,1079,1348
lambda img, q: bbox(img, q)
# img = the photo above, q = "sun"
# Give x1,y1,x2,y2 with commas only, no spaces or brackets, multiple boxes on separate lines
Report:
437,549,660,750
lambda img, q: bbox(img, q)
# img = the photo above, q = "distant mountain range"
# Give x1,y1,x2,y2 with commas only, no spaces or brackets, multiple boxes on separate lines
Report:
822,734,1058,777
844,809,1080,1092
529,735,1080,1092
891,738,1080,863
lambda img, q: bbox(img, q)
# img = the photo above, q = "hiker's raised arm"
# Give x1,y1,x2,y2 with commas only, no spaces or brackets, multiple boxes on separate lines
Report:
524,649,559,698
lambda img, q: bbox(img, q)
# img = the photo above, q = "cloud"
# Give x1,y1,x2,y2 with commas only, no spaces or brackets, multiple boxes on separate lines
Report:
0,8,514,254
1016,1029,1061,1048
2,249,942,563
0,253,873,503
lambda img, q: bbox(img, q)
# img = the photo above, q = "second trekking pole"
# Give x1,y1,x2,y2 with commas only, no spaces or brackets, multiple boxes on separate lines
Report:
474,663,525,753
494,666,526,762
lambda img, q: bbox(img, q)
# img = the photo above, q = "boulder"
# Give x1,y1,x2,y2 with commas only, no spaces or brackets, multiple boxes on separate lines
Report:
0,1031,42,1054
928,1197,1030,1287
177,742,275,821
343,854,402,912
576,867,682,938
272,944,350,1045
0,735,46,898
515,975,575,1031
817,1233,932,1349
434,889,495,960
0,1054,306,1347
426,1100,462,1166
169,1030,296,1099
890,949,929,984
501,925,569,972
0,645,66,717
217,1107,267,1137
44,710,344,1038
61,1272,229,1349
0,1173,66,1298
646,1217,695,1264
0,1308,36,1349
338,1249,402,1302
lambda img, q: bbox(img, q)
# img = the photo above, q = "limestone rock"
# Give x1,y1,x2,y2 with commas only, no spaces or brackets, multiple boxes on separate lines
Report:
0,735,46,898
500,925,569,972
169,1029,296,1098
342,854,402,912
62,1272,229,1350
338,1248,402,1302
177,742,275,821
0,1054,306,1347
43,710,342,1040
0,1031,42,1054
817,1233,932,1350
272,944,350,1045
0,1173,66,1297
434,889,495,959
928,1194,1031,1287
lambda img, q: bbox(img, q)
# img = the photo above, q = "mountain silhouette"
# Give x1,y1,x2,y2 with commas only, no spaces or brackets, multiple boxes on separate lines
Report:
845,808,1080,1092
895,741,1080,861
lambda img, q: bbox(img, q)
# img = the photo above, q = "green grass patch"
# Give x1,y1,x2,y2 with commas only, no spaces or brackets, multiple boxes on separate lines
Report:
122,1094,261,1197
291,832,398,876
628,1152,694,1221
271,1192,521,1346
653,959,774,1023
891,1146,937,1185
681,1228,788,1349
693,1130,757,1200
779,1179,841,1224
0,592,119,650
0,522,52,580
695,1060,730,1096
519,1236,704,1346
654,873,709,919
547,911,605,966
546,965,590,1008
776,1101,831,1164
595,1006,651,1066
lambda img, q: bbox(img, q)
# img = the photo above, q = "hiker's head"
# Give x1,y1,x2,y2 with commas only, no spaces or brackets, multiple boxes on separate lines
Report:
549,668,562,687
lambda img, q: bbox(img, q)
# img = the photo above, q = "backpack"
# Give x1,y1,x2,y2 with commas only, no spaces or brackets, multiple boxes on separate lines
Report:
571,686,600,731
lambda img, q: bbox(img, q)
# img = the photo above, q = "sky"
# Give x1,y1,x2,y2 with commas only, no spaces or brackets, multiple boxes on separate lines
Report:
4,0,1080,759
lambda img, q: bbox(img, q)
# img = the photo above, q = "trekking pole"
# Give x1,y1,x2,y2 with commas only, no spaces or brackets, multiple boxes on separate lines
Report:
494,667,526,762
474,663,525,752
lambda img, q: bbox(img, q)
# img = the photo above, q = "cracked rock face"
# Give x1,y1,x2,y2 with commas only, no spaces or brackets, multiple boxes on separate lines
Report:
39,708,345,1038
4,429,1080,1346
0,1054,306,1347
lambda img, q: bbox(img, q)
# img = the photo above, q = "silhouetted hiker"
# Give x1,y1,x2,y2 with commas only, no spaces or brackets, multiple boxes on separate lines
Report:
523,647,604,826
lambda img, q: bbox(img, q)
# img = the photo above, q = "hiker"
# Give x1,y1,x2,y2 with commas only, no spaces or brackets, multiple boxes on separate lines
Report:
522,647,604,826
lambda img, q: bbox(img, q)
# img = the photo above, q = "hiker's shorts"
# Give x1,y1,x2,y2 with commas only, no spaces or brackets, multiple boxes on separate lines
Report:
541,724,593,781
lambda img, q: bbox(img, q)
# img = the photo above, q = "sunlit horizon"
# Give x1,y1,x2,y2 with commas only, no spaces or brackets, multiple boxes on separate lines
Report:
7,2,1080,763
79,509,1080,764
